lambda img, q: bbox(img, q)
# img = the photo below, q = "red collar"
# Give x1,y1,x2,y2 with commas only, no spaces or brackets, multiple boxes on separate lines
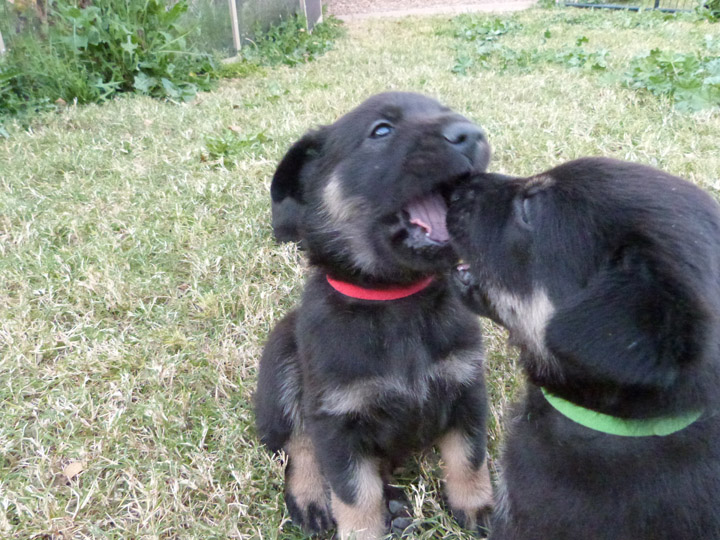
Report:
326,275,435,301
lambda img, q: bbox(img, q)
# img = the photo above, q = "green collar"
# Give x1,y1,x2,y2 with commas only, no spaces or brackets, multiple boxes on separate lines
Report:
541,387,702,437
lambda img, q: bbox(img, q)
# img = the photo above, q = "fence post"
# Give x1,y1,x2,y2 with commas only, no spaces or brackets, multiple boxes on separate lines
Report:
228,0,241,54
300,0,323,31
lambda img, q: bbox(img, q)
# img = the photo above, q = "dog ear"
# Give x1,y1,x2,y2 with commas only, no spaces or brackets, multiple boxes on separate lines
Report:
545,241,713,390
271,129,326,243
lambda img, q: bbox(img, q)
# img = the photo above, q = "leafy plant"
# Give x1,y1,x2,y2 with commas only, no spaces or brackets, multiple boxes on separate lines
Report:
452,31,608,74
538,0,559,8
452,15,522,43
450,16,522,74
552,38,609,71
202,129,271,168
697,0,720,21
624,48,720,111
215,13,344,81
0,0,217,122
54,0,216,100
452,43,502,74
1,3,345,126
239,13,345,67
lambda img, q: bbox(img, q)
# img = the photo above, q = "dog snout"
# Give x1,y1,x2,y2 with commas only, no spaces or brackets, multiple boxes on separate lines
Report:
442,122,486,160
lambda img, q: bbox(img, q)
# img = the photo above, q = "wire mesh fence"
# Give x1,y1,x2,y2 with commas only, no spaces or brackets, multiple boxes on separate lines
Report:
155,0,309,55
183,0,236,55
0,0,321,58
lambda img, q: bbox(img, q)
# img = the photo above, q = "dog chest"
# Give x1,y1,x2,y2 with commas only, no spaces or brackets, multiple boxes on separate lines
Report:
294,283,484,443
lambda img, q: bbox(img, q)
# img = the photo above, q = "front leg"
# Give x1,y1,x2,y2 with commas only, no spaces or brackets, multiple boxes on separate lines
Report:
331,457,387,540
284,432,335,533
310,417,388,540
439,387,494,536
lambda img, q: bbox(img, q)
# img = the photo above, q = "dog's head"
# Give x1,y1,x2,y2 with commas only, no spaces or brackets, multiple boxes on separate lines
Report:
448,157,720,404
271,92,490,284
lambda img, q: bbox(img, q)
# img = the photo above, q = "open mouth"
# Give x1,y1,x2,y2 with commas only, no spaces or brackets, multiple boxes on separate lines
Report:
401,192,451,247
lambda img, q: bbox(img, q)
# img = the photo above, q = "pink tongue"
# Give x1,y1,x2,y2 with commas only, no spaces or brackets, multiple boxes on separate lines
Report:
407,194,450,242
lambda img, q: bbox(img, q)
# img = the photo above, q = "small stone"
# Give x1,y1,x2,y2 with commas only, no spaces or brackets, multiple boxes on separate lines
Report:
388,499,410,516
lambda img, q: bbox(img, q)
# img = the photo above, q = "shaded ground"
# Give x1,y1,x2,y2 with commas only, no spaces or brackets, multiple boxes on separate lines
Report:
326,0,536,18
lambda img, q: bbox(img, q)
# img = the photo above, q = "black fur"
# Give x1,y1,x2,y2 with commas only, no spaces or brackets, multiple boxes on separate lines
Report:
255,92,494,538
447,157,720,540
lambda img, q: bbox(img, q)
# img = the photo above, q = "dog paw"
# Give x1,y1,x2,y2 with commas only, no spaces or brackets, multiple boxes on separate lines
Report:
283,436,335,533
286,490,335,534
451,505,492,538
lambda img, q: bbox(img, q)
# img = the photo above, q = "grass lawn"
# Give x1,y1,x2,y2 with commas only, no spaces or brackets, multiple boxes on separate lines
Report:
1,7,719,539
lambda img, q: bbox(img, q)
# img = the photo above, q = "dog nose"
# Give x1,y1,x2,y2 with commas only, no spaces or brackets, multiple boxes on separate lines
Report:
442,122,485,158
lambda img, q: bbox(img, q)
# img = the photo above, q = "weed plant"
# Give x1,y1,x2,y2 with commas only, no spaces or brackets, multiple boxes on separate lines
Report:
624,36,720,110
219,13,345,77
0,0,216,119
698,0,720,21
0,2,343,126
448,10,719,110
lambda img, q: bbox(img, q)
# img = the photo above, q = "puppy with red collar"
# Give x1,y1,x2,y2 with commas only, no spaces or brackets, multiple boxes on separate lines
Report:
255,92,493,539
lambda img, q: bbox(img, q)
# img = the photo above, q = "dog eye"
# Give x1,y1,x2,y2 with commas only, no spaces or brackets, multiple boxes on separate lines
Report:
369,122,394,139
522,197,532,225
514,195,533,229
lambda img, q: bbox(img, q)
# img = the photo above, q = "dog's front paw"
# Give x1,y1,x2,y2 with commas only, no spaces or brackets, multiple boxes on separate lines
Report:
451,504,492,538
284,436,335,534
286,489,335,533
438,432,494,538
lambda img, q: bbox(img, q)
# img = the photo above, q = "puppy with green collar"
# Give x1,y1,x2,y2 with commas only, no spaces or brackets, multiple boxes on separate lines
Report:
448,157,720,540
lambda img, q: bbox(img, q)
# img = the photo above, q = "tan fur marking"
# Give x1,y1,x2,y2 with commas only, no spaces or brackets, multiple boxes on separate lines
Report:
321,378,407,415
323,175,357,224
489,287,556,367
439,430,494,526
526,173,555,190
332,458,386,540
322,173,379,273
320,350,484,416
432,350,485,383
286,434,329,510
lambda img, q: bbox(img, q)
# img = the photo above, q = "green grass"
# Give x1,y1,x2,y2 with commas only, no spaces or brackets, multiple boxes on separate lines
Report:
1,7,719,539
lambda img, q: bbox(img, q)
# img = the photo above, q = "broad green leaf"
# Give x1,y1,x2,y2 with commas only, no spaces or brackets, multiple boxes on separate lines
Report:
133,72,157,94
